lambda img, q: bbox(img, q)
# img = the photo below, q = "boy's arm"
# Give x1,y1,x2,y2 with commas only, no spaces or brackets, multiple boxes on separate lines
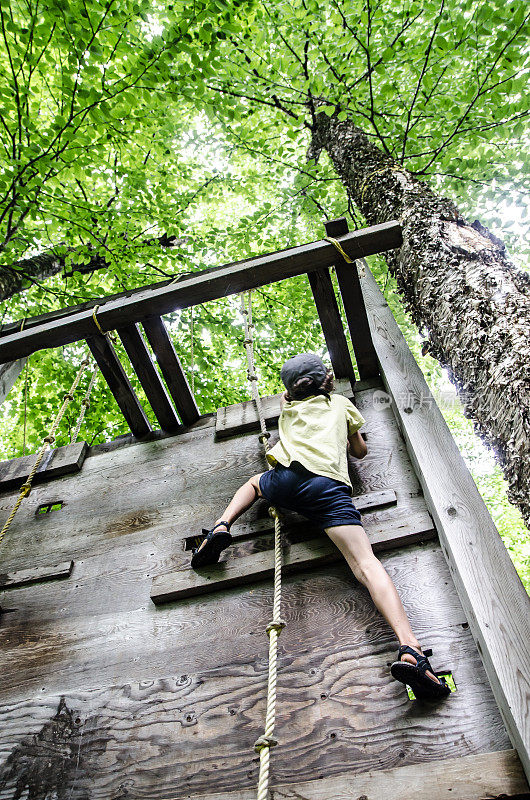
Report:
348,430,367,459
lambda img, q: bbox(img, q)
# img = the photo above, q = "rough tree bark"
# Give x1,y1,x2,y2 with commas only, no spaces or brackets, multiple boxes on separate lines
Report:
311,112,530,528
0,234,184,303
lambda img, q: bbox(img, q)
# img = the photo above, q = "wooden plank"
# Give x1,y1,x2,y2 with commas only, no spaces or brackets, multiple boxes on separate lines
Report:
0,221,402,361
0,560,73,589
0,441,87,493
325,218,380,379
170,750,530,800
361,261,530,779
0,358,26,404
117,323,180,432
307,268,355,384
86,335,152,439
142,315,199,426
151,509,435,604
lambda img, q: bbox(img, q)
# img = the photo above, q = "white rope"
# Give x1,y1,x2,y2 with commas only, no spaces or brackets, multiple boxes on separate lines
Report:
240,291,285,800
71,364,98,443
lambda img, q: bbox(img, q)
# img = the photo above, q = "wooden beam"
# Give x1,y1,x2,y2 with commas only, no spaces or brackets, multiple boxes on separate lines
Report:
0,359,26,404
0,442,87,492
180,750,529,800
307,268,356,385
151,510,435,604
0,221,402,361
325,218,380,379
142,316,199,426
361,260,530,780
0,560,73,590
86,335,152,439
117,324,180,433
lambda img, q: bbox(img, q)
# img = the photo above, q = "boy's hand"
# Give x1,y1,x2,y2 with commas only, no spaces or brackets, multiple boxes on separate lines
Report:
348,430,367,459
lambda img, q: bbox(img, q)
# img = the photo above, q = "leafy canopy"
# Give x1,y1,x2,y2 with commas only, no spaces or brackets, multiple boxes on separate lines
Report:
0,0,528,449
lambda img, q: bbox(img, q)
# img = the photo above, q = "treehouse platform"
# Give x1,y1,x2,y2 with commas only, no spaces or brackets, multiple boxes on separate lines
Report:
0,219,529,800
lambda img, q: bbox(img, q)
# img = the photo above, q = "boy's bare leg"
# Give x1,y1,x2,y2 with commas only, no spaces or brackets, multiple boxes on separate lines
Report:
194,474,264,555
325,523,440,684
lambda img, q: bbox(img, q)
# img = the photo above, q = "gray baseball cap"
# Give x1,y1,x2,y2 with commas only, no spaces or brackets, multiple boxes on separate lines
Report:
281,353,327,393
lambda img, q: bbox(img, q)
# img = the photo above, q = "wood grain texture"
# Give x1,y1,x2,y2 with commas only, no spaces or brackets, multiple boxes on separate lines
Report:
307,268,355,383
161,750,530,800
118,323,180,432
1,543,467,699
0,441,87,493
185,750,529,800
0,622,513,799
87,334,152,438
324,218,379,380
0,371,515,797
142,316,199,426
0,359,26,405
0,222,402,361
361,261,530,779
0,560,73,589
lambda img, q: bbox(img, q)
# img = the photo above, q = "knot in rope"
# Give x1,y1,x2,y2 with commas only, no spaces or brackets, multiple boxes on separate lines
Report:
19,482,31,497
266,618,286,637
258,432,271,444
43,434,56,444
253,735,278,754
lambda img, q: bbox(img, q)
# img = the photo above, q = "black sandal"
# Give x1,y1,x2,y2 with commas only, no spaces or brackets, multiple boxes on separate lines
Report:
191,521,232,568
391,645,450,701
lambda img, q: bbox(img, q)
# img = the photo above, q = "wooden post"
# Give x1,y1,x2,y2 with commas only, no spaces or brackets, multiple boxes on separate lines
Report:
142,316,200,426
0,359,26,405
307,268,356,387
86,335,152,438
325,218,380,379
360,259,530,780
118,324,180,432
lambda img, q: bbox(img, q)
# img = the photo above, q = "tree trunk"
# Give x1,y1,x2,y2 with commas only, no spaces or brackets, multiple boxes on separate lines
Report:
312,112,530,528
0,235,184,303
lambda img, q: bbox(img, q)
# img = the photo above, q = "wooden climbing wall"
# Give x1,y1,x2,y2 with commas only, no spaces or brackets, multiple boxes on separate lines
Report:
0,377,527,799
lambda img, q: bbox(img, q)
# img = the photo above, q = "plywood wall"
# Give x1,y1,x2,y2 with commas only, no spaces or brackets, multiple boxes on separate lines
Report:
0,384,517,799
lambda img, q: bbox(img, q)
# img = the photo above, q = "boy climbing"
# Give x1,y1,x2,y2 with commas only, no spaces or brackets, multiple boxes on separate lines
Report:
191,353,450,701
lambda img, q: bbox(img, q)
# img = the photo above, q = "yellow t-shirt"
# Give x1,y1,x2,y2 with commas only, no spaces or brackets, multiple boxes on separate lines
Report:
266,393,365,489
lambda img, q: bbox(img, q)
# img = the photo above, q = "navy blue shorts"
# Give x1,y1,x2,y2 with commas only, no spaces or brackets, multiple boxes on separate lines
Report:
258,461,362,529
